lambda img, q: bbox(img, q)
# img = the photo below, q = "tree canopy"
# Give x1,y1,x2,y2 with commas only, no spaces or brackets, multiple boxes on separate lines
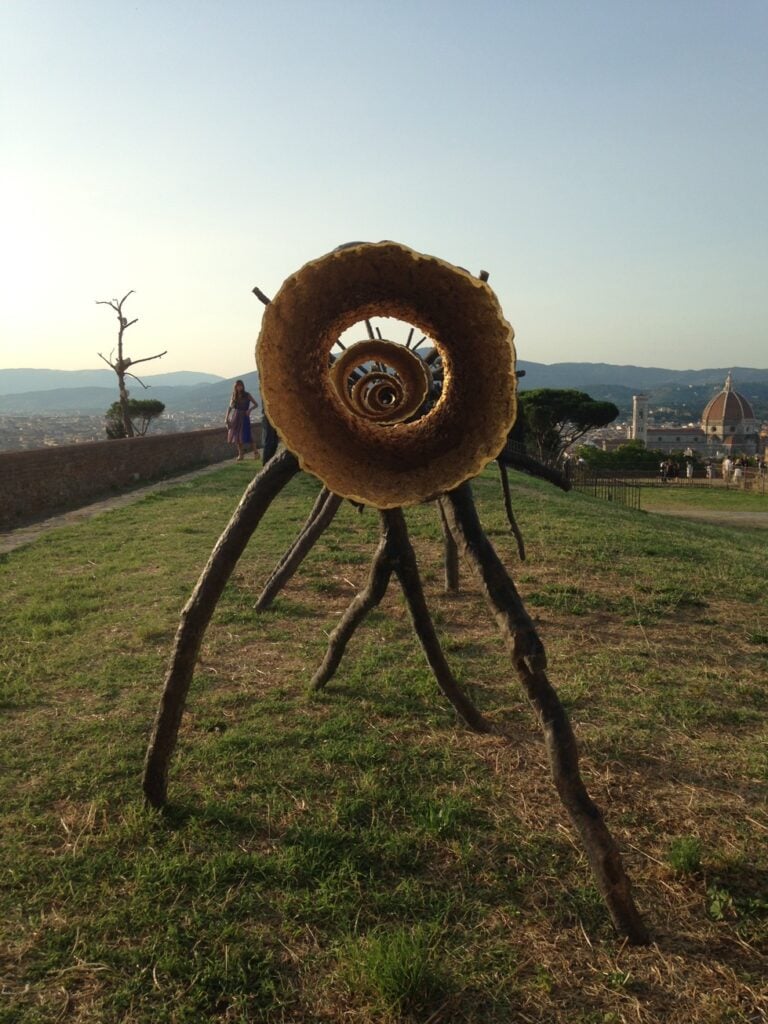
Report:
576,440,707,471
105,399,166,439
518,388,619,464
576,439,664,470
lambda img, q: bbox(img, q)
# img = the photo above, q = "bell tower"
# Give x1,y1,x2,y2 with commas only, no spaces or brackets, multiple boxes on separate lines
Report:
631,394,648,445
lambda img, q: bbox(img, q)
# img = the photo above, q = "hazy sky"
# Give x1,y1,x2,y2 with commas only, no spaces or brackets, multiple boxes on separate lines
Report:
2,0,766,378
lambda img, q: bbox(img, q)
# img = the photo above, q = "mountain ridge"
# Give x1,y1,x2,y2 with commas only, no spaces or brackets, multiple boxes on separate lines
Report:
0,368,224,395
1,363,767,418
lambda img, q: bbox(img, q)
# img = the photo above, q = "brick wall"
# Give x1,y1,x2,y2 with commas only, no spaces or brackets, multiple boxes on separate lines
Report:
0,426,261,529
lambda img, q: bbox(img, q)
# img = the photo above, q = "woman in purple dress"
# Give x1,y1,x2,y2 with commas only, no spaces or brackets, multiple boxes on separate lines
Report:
226,380,259,461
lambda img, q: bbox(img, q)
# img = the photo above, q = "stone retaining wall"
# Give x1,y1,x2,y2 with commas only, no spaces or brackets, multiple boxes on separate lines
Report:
0,426,259,529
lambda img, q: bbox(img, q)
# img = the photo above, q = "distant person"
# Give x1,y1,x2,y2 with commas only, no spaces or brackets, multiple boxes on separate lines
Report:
721,457,732,482
705,460,714,480
686,460,694,479
226,380,259,461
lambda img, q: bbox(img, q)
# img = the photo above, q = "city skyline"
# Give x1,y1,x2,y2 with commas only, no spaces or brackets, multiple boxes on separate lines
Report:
2,1,766,378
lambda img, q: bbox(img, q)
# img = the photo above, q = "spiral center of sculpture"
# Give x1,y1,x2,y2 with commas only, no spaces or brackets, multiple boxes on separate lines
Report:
330,338,432,425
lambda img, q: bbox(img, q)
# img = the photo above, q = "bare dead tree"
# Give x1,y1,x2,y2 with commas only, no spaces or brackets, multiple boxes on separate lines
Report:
96,291,167,437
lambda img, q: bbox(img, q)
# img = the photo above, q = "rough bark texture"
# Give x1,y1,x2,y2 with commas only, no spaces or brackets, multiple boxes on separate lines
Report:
440,483,649,945
497,459,526,561
437,500,460,591
311,508,491,734
255,488,343,610
143,449,300,808
310,530,393,690
383,508,493,734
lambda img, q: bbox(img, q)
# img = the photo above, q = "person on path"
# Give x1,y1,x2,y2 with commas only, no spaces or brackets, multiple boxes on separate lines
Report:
226,380,259,461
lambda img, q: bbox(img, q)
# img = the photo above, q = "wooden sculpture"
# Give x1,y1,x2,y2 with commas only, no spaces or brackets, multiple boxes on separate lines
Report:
143,241,648,944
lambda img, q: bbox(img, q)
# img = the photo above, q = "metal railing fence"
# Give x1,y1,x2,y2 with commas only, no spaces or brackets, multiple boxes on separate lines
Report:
570,470,642,510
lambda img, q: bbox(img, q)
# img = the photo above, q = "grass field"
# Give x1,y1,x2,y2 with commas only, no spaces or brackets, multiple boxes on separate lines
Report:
641,485,768,513
640,484,768,531
2,464,767,1023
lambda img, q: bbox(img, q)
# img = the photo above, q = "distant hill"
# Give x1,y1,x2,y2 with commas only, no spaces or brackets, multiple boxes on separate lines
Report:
0,372,261,415
2,361,767,420
573,382,768,422
515,362,768,421
0,368,224,395
516,361,768,390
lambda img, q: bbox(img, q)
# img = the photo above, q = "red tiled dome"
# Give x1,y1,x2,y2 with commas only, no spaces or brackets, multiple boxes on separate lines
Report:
701,373,755,427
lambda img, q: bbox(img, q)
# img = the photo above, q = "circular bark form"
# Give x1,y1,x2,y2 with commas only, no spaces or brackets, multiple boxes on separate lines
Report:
331,339,431,424
257,240,517,507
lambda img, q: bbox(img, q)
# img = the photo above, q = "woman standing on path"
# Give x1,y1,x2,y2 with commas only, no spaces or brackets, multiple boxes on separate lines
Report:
226,380,259,461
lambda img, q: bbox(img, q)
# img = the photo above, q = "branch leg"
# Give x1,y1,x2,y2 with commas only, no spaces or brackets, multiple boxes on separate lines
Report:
383,508,493,735
266,484,331,577
261,414,279,464
310,529,393,690
437,500,460,592
255,488,343,610
143,450,300,808
440,483,649,944
497,459,526,561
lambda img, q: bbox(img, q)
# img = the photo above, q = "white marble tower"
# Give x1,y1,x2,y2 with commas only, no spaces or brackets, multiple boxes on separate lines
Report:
631,394,649,444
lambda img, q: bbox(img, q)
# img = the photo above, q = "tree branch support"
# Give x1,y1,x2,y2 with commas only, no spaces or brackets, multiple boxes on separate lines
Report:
255,488,343,610
439,482,649,944
312,507,492,734
143,450,300,808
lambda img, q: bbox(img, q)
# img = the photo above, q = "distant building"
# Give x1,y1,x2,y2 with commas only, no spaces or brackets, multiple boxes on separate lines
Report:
630,395,649,445
700,372,760,453
628,373,762,457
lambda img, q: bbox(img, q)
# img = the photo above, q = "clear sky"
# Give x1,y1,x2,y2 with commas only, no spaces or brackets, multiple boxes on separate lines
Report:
1,0,766,378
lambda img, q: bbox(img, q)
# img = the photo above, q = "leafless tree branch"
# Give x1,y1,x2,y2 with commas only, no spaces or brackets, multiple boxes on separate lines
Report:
129,351,167,367
95,291,165,437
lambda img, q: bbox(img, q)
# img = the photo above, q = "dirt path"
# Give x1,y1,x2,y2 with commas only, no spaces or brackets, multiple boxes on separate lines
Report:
647,508,768,530
0,461,234,555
